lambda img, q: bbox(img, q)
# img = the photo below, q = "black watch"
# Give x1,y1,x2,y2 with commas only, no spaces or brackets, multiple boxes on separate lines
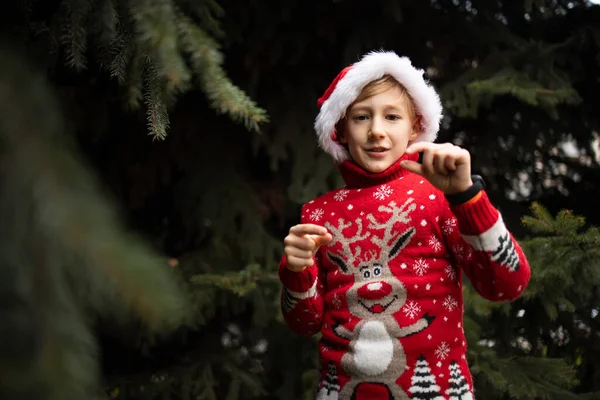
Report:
445,175,485,206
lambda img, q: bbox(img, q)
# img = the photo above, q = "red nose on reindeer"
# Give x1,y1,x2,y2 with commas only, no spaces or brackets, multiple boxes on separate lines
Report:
357,281,392,300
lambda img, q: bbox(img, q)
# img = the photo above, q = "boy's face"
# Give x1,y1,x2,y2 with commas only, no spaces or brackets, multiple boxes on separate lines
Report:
340,86,419,173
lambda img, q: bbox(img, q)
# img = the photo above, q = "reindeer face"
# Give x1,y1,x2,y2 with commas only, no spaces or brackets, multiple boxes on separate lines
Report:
325,199,418,321
346,261,408,319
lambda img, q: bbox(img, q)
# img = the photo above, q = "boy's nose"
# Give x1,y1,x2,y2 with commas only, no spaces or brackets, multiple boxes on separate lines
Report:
368,120,386,139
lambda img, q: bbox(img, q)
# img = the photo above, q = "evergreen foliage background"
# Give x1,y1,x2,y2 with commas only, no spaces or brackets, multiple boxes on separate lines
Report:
1,0,599,399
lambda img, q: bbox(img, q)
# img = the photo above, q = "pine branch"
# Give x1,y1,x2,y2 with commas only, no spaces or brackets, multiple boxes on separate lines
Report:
441,29,587,118
190,264,279,297
0,45,191,399
477,356,581,399
467,67,581,114
59,0,92,71
17,0,269,139
143,59,170,139
92,0,120,68
91,0,119,47
176,11,269,132
127,0,191,91
175,0,226,39
109,30,133,84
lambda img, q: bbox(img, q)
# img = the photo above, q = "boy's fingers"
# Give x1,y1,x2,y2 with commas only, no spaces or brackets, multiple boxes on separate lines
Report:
284,246,313,259
434,153,450,175
285,235,316,251
311,232,333,248
286,255,313,271
400,160,424,176
421,149,434,175
444,156,457,171
405,142,435,154
289,224,328,236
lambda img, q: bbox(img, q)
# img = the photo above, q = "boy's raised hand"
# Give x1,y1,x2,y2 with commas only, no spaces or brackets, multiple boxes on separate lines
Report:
284,224,333,272
401,142,474,194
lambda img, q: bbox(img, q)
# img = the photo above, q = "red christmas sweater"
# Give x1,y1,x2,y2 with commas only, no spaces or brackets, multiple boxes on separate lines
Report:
278,154,531,400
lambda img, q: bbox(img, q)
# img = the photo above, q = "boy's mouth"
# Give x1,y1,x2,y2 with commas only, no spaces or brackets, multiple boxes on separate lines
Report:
366,147,389,152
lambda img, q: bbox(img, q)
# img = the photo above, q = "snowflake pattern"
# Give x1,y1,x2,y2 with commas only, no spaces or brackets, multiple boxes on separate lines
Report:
373,184,393,200
310,208,324,221
435,342,451,360
331,293,342,310
443,217,457,235
465,246,474,261
402,300,421,319
428,235,443,252
445,265,457,281
413,258,430,276
334,189,350,202
453,244,465,261
443,295,458,312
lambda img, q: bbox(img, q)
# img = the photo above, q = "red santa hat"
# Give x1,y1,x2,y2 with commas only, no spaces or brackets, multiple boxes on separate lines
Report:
314,51,443,163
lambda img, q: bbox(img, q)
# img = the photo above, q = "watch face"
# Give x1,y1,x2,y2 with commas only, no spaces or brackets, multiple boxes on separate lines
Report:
471,175,486,189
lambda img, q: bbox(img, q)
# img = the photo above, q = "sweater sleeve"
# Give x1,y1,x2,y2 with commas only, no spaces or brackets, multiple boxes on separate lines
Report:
278,205,326,337
441,191,531,302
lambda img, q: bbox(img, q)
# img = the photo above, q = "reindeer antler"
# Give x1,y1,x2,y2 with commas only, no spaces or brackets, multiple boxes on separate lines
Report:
367,198,417,261
325,217,370,265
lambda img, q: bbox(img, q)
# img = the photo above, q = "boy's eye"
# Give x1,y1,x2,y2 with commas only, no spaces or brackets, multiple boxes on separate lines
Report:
353,115,368,121
386,115,401,121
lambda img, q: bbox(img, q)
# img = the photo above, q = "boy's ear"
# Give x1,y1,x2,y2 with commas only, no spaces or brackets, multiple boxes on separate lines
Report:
410,116,422,140
336,119,348,143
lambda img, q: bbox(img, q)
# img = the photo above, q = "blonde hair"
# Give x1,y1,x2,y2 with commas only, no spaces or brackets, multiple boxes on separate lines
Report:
352,75,417,118
336,75,418,140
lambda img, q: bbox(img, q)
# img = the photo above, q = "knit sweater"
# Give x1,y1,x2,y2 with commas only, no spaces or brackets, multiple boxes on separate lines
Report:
278,153,531,400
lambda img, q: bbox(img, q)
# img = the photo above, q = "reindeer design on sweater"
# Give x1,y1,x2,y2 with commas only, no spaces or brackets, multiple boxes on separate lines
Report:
325,198,435,399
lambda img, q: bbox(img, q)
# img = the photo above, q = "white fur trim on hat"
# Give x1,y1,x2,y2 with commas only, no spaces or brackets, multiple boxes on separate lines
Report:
315,51,443,163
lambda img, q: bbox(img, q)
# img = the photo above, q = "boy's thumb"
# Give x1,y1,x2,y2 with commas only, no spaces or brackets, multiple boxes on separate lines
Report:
313,233,333,249
400,160,423,176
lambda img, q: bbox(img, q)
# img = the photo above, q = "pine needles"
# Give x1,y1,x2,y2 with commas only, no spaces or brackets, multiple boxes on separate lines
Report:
49,0,268,139
461,202,600,399
0,44,191,400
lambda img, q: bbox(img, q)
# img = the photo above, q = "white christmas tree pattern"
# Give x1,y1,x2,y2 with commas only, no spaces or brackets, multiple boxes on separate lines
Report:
408,355,445,400
316,362,340,400
445,361,474,400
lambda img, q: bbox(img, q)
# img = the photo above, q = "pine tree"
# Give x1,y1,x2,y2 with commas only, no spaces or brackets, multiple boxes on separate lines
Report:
408,355,445,400
1,0,599,399
0,0,268,140
445,361,473,400
0,44,190,400
461,202,600,399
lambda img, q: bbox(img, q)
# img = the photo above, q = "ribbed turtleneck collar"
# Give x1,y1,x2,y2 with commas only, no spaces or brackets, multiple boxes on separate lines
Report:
338,152,418,189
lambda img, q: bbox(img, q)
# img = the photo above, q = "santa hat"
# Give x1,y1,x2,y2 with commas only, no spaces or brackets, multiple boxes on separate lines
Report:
314,51,443,163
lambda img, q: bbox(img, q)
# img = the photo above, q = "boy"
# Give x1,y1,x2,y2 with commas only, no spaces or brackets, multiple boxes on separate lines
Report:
279,51,531,400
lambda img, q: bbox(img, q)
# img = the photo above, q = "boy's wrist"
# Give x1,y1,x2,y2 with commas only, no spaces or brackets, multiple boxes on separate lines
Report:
279,257,318,293
286,264,308,272
445,175,485,206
